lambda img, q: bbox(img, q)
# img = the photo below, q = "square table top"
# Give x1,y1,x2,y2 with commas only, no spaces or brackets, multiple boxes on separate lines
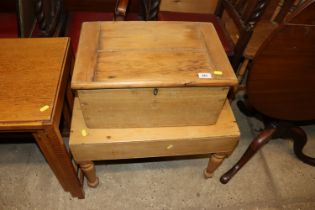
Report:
72,21,237,90
0,38,70,129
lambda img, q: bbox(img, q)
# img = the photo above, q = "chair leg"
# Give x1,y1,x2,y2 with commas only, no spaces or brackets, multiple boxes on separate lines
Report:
220,128,277,184
237,58,250,82
79,161,99,188
229,58,250,100
204,153,227,178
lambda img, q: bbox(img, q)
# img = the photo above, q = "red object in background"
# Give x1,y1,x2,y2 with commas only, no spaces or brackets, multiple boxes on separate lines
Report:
0,13,18,38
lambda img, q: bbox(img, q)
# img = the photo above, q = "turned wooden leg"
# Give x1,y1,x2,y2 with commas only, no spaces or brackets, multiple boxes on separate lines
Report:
220,128,277,184
79,161,99,188
204,153,227,178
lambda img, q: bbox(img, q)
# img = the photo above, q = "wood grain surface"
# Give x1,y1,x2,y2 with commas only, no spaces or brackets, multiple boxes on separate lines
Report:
70,98,240,161
0,38,84,198
72,21,237,89
0,38,70,128
247,1,315,121
78,87,228,128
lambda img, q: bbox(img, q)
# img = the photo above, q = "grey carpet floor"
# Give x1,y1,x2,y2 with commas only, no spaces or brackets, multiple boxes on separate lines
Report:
1,98,315,210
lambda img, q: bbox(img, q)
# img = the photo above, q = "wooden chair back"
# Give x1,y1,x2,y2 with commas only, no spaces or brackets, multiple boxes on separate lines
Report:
261,0,304,23
215,0,268,68
139,0,161,20
34,0,66,37
63,0,159,20
17,0,37,37
0,0,37,37
241,0,305,60
34,0,147,36
235,0,306,83
247,0,315,121
64,0,138,12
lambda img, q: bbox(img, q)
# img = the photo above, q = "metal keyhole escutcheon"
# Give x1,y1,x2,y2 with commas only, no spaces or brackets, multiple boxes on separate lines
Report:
153,88,159,96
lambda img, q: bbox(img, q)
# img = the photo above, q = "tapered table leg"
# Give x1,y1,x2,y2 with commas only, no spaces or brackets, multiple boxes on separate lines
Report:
34,125,84,198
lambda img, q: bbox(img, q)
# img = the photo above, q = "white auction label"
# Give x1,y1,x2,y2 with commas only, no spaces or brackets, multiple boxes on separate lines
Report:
198,73,212,79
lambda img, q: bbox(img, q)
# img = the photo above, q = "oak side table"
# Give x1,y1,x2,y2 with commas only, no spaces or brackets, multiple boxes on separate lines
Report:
0,38,84,198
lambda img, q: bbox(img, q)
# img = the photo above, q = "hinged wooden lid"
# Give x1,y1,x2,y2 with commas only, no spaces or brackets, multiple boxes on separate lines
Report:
72,21,237,89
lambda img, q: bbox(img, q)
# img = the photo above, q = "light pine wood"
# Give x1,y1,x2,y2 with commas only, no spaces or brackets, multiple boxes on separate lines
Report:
0,38,84,198
94,50,215,85
199,23,236,82
98,22,204,50
204,153,227,178
70,98,240,162
72,22,237,128
78,87,228,128
160,0,218,14
79,161,99,188
72,22,237,89
72,22,100,85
